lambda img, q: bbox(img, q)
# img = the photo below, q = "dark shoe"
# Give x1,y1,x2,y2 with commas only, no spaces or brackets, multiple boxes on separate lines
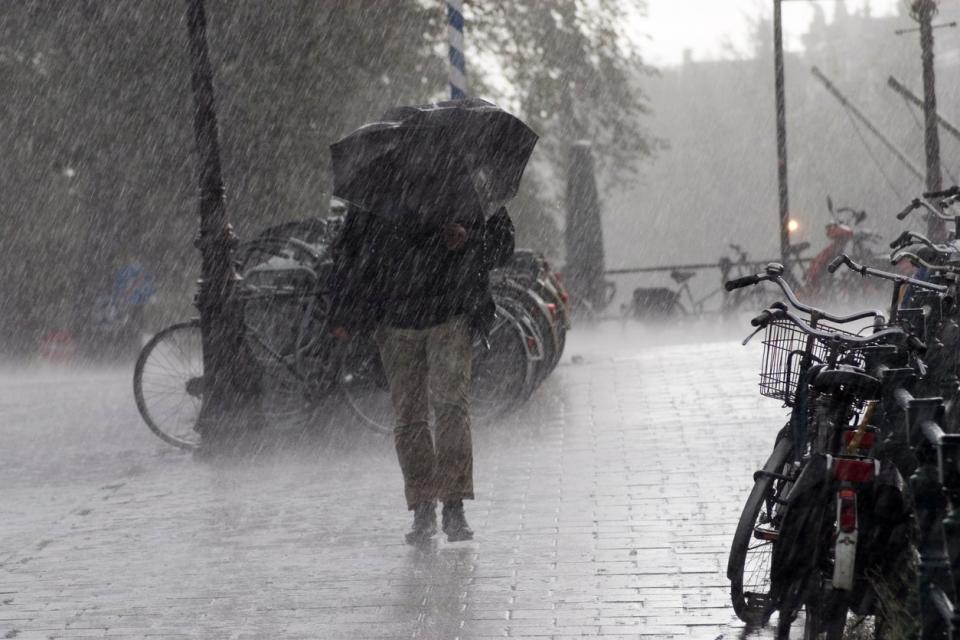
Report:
442,500,474,542
405,501,437,545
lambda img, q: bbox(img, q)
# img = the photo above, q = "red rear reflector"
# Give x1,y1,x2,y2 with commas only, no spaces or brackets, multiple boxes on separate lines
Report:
832,458,875,483
838,489,857,533
526,336,537,350
560,291,569,303
842,430,876,449
547,303,557,320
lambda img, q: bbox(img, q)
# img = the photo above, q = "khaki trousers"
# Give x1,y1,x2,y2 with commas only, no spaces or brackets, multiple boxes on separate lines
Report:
376,315,474,510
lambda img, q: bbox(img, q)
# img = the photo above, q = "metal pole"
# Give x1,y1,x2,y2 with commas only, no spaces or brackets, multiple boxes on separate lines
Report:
447,0,466,99
774,0,790,264
184,0,243,445
917,1,943,193
915,0,944,238
812,66,925,181
888,75,960,144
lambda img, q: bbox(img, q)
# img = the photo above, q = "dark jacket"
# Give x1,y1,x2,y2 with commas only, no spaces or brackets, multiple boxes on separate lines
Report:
328,206,515,337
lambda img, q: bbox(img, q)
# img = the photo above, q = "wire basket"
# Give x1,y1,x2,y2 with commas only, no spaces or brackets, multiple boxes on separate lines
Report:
759,319,864,404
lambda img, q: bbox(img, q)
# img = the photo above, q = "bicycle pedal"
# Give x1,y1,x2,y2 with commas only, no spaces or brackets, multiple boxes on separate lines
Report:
753,526,780,542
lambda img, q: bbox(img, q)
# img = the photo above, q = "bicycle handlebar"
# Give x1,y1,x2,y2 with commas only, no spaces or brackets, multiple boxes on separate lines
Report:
751,305,909,349
750,309,774,327
829,254,949,293
890,230,934,250
896,200,919,220
724,274,761,291
827,255,847,274
750,301,787,327
898,197,960,222
725,262,884,323
923,186,960,200
891,249,960,275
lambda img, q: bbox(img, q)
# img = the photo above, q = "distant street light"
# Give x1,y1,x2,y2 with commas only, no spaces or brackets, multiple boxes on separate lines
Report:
771,0,856,261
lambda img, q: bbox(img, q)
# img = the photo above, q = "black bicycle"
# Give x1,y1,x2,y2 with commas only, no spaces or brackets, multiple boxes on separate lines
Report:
724,262,932,638
133,234,545,448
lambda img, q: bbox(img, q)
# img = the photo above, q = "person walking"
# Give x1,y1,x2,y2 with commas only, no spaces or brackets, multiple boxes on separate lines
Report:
328,197,514,545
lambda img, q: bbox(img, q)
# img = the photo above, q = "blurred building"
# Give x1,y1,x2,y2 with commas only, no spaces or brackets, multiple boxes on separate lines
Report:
604,2,960,296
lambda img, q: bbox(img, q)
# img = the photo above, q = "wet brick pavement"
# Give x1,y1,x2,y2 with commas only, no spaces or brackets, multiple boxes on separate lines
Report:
1,323,787,639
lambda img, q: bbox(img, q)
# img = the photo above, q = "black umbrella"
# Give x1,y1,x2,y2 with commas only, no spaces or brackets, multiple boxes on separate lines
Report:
330,98,538,226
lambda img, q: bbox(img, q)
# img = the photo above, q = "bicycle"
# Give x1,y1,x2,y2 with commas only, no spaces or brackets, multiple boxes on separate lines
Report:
719,243,808,316
622,266,727,320
887,189,960,424
501,249,570,365
828,264,960,640
724,262,934,638
133,234,544,448
799,197,884,305
895,185,960,241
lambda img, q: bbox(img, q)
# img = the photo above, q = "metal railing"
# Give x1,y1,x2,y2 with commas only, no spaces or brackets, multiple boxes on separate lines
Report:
605,257,811,276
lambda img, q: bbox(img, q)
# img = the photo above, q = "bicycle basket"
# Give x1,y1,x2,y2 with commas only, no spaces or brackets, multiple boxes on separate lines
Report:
759,319,863,404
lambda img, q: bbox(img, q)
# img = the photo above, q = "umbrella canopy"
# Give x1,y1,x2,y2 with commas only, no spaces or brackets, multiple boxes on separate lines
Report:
330,98,538,226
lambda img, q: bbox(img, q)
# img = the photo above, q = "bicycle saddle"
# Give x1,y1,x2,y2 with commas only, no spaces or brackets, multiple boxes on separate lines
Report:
811,365,882,400
670,269,696,284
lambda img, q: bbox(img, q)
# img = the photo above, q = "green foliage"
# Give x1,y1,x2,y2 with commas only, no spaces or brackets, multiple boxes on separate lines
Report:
0,0,652,350
469,0,655,186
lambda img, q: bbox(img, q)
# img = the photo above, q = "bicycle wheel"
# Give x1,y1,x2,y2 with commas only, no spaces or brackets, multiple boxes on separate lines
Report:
494,294,545,400
337,337,393,434
241,285,326,424
801,596,848,640
524,295,560,382
728,434,794,625
471,304,535,421
133,320,203,450
538,287,567,367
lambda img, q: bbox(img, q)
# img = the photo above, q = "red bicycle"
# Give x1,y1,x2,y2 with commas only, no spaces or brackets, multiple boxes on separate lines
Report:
798,197,883,304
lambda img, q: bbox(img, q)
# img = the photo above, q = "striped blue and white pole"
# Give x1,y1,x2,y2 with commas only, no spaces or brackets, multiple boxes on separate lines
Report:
447,0,466,99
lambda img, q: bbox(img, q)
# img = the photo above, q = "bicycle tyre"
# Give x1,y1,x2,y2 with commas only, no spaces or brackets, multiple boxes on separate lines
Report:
336,336,393,435
337,385,393,434
523,294,560,382
471,304,536,421
497,283,560,386
728,435,794,624
133,320,203,450
339,302,538,431
528,279,567,366
494,294,544,401
802,598,847,640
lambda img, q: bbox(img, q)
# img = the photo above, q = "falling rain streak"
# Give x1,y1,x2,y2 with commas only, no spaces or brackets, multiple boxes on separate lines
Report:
3,1,960,638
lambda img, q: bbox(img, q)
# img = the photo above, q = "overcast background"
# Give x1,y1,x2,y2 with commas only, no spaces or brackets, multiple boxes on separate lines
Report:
640,0,901,65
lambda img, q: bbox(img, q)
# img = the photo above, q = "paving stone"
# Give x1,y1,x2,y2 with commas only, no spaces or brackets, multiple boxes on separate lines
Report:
0,325,787,638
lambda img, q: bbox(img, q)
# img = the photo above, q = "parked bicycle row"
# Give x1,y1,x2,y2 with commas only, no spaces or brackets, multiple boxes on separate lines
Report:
725,186,960,638
622,195,887,320
132,215,568,449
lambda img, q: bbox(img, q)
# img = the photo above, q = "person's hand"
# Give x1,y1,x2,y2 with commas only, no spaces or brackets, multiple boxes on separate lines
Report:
443,223,467,251
331,326,350,340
